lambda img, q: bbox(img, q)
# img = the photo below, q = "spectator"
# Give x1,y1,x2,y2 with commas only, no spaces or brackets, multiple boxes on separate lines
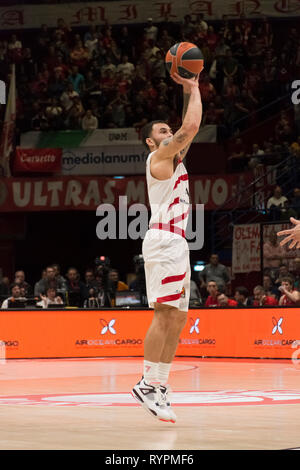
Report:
263,230,285,270
144,18,158,42
293,258,300,289
36,287,64,308
81,109,98,130
35,265,66,297
199,254,230,291
274,264,290,287
84,268,98,291
253,285,278,306
278,277,300,306
189,280,203,307
234,286,253,307
263,274,280,299
1,284,26,309
291,188,300,218
51,263,67,295
65,267,88,307
116,54,135,78
266,186,289,220
108,269,128,292
60,82,79,112
217,293,238,307
83,287,102,308
12,270,32,296
68,65,85,95
205,281,220,307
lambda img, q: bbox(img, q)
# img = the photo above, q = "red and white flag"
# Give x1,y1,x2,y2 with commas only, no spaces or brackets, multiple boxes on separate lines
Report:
0,64,16,177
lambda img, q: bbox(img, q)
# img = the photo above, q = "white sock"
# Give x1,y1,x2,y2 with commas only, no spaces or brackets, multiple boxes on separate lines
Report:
143,360,160,385
158,362,172,385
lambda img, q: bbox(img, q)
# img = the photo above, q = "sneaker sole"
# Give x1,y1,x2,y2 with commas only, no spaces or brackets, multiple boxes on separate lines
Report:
131,390,173,423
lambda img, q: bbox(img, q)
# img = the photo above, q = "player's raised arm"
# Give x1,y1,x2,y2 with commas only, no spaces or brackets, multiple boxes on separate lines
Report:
154,73,202,161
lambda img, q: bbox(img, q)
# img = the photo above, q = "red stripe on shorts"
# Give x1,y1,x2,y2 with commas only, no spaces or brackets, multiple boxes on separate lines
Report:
150,223,185,238
161,273,186,285
173,174,188,191
156,293,182,303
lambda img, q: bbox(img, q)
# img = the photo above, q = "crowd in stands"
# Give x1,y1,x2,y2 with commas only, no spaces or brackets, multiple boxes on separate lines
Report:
1,251,300,309
0,14,299,143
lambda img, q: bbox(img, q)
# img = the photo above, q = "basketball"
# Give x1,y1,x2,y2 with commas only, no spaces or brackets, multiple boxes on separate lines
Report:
165,42,204,79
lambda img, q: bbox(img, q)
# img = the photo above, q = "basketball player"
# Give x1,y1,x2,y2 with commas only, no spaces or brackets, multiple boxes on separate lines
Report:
277,217,300,249
131,72,202,422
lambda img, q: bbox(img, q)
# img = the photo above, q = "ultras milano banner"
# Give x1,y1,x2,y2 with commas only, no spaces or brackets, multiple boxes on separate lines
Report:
0,308,299,359
0,173,252,212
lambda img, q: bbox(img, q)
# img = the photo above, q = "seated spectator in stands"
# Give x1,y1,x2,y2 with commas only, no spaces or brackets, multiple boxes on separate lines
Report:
84,269,98,291
60,82,79,113
217,293,238,307
70,40,89,69
266,186,289,221
35,265,66,297
263,230,285,270
203,101,224,125
274,263,290,287
0,274,9,305
68,65,85,95
234,286,253,307
1,284,26,309
278,277,300,306
83,287,101,308
263,274,280,299
65,267,88,308
253,285,278,306
290,188,300,218
222,49,239,88
293,258,300,290
51,263,67,294
36,287,64,308
205,281,221,307
199,254,230,291
189,280,203,307
247,143,264,169
108,269,128,292
45,97,63,129
12,270,32,296
81,109,98,130
116,54,135,78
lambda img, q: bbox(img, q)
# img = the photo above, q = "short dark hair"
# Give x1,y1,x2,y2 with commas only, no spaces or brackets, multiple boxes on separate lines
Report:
141,120,168,149
281,276,294,287
235,286,249,298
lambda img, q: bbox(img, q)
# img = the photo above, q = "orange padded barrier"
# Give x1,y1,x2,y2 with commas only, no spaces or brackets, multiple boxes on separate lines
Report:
0,308,299,359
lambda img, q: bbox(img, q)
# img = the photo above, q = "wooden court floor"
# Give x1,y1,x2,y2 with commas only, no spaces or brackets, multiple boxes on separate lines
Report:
0,356,300,450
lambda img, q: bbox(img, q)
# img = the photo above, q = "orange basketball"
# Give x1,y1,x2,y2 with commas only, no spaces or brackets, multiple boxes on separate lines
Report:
165,42,204,78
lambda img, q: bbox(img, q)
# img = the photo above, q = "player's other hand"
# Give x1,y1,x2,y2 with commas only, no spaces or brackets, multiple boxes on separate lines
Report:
171,72,200,92
277,217,300,249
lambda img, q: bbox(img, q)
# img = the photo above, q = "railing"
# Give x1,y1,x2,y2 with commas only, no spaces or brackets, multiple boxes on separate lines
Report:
211,152,300,253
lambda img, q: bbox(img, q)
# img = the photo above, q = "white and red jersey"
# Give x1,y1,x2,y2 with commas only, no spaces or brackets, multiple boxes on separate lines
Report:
146,151,190,238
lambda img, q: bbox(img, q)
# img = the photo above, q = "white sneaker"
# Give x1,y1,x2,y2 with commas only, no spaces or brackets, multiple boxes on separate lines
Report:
131,377,171,422
160,384,177,423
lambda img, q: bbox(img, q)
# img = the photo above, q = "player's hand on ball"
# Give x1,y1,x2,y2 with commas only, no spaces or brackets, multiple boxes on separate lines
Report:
171,72,199,91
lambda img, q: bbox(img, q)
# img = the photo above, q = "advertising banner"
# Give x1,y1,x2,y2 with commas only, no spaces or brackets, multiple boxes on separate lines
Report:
61,146,147,175
0,173,253,212
232,224,261,274
20,126,217,149
0,308,299,359
14,148,62,173
0,1,299,31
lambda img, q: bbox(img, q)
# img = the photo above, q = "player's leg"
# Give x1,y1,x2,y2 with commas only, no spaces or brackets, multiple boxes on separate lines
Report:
132,303,178,422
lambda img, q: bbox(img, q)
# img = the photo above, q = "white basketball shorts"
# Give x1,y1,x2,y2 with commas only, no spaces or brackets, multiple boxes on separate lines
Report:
142,229,190,312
